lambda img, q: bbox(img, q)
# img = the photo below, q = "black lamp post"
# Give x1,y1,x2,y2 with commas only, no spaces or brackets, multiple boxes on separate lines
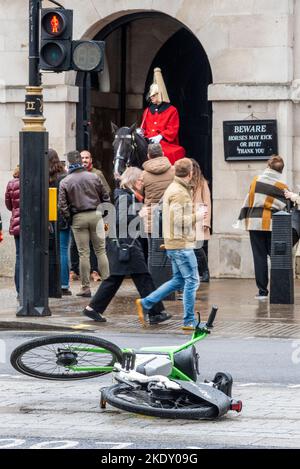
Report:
17,0,51,316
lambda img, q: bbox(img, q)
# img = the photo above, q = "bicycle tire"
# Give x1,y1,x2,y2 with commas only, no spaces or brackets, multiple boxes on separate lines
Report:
10,334,123,381
102,383,217,420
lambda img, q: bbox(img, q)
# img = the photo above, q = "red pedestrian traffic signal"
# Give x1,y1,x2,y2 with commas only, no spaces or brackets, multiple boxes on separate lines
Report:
40,8,73,72
44,13,63,35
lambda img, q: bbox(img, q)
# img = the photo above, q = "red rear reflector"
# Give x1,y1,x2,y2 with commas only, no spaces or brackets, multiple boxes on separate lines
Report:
230,400,242,412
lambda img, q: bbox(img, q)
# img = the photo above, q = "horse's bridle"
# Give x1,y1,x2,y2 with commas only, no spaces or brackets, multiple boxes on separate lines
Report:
113,133,138,170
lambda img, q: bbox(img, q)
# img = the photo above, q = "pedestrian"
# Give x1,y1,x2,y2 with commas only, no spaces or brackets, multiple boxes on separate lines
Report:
70,150,111,283
235,155,288,300
190,158,211,283
48,149,71,295
138,142,175,293
59,150,110,297
83,166,171,325
140,143,174,234
80,150,111,195
136,158,206,330
139,67,185,165
5,165,20,296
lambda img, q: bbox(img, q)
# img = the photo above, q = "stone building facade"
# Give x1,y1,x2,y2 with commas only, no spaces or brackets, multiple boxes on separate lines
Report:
0,0,299,277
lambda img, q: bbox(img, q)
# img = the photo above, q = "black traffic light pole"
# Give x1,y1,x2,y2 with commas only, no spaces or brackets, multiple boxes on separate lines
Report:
17,0,51,316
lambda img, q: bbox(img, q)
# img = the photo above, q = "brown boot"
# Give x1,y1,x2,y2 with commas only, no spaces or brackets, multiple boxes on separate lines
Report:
76,287,91,298
90,271,101,282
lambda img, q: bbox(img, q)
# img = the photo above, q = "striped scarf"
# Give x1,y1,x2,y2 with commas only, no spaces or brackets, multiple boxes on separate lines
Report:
235,168,288,231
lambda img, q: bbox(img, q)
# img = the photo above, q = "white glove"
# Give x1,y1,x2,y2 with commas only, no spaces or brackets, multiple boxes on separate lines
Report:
149,135,163,144
136,127,144,137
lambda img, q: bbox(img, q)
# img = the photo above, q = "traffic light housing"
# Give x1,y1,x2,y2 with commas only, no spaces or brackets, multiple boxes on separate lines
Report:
40,8,73,72
72,41,105,72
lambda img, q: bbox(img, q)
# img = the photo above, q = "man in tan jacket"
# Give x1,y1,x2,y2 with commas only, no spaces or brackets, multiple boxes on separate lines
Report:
136,158,206,329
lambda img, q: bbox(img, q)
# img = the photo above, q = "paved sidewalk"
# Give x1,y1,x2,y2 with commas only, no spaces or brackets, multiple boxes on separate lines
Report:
0,276,300,337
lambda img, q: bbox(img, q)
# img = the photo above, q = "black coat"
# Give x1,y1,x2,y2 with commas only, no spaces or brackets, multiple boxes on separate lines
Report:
107,188,148,275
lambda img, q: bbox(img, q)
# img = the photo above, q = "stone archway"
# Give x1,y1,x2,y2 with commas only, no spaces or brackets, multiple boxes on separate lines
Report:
75,11,212,188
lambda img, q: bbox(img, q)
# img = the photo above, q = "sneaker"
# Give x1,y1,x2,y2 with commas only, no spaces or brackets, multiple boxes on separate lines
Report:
176,292,183,301
201,270,210,283
70,271,79,281
182,324,196,331
254,294,268,300
135,299,147,328
76,287,92,298
83,308,106,322
61,288,72,296
149,311,172,325
90,271,101,282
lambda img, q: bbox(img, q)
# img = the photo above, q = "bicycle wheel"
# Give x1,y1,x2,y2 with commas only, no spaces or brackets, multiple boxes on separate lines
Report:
10,334,123,381
101,383,217,420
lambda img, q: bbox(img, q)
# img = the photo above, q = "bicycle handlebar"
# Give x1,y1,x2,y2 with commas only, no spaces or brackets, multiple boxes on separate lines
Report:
206,305,218,328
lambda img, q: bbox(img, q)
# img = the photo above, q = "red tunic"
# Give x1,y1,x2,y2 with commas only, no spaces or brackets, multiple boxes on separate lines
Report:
141,103,185,165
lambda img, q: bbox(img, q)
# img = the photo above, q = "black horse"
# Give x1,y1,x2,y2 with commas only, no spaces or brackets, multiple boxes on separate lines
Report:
111,123,148,179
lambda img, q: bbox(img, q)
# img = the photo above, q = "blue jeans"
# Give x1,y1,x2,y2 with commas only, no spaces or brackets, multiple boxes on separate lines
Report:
141,249,200,325
60,228,71,289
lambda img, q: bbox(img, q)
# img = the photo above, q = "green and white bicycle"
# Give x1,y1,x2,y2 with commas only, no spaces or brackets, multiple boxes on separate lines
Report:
10,306,242,420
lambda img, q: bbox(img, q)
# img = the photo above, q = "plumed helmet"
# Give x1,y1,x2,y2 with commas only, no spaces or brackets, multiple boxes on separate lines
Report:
148,68,170,103
149,83,159,97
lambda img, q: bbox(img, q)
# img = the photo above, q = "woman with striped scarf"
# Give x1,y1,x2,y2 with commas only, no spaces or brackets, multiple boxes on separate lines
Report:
235,155,288,300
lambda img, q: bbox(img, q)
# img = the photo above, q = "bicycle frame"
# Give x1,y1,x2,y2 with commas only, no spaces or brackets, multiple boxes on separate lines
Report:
65,322,210,382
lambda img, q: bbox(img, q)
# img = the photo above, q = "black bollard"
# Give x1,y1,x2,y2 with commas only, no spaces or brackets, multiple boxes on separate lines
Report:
270,211,294,304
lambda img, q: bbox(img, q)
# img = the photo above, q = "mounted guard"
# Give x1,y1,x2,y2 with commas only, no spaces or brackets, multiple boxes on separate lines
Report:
140,67,185,165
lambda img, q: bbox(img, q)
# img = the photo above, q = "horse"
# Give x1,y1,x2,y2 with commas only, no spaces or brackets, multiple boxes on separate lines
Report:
111,122,148,180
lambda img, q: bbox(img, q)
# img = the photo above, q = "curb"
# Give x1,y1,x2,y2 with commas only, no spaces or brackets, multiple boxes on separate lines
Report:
0,320,96,332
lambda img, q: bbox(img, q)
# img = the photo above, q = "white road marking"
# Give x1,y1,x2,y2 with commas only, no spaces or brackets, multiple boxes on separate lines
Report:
30,440,79,449
0,438,133,449
238,383,260,387
0,439,25,448
95,442,132,449
0,374,23,379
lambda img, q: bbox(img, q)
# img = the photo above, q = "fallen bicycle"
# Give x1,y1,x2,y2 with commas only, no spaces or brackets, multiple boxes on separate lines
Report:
10,306,242,420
